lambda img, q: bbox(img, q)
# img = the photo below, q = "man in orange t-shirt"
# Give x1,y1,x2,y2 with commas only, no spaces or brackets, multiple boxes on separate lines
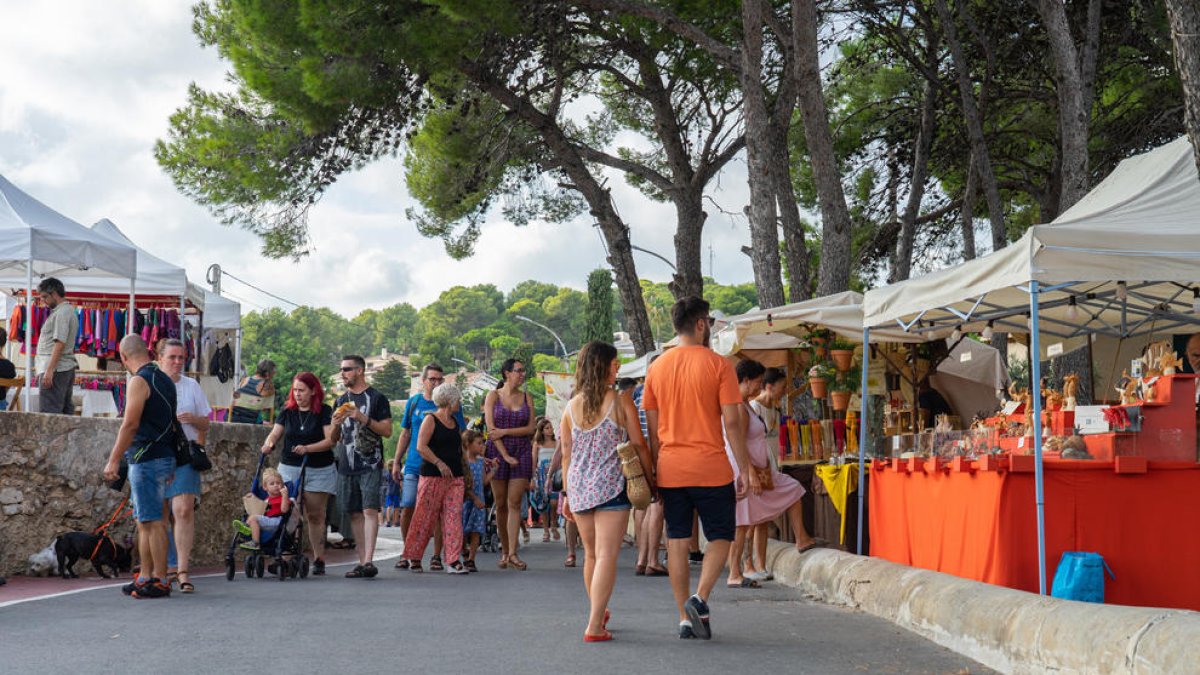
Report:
643,296,758,641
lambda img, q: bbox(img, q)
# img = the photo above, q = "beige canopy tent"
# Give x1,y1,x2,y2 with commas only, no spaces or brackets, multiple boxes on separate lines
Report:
860,135,1200,596
864,136,1200,340
714,291,933,356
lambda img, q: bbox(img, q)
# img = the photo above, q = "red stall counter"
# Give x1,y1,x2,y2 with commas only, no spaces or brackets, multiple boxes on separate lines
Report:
869,455,1200,611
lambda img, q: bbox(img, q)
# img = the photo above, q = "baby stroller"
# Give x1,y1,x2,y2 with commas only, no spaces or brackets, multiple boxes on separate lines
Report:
224,455,310,581
479,484,502,553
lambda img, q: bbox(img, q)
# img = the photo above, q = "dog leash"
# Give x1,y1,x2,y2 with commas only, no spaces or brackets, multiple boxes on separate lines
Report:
88,496,132,562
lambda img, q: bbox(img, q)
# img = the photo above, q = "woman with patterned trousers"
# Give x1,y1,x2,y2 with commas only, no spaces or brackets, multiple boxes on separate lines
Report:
401,383,468,574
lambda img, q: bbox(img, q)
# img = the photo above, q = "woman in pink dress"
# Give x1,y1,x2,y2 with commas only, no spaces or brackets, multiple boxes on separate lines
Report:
726,359,823,588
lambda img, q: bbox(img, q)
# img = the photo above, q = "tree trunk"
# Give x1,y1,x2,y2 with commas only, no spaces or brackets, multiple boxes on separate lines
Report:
891,77,937,282
1035,0,1091,214
670,190,706,299
960,153,978,261
933,0,1007,252
791,0,853,296
767,118,812,302
466,68,657,354
1165,0,1200,178
742,0,786,308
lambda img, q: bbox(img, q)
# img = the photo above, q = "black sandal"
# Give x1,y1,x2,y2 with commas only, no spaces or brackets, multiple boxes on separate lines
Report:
464,559,477,573
178,570,195,594
429,555,443,572
344,564,366,578
394,559,410,570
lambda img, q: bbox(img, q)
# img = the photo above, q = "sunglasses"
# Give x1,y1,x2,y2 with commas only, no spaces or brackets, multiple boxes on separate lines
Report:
340,366,360,372
511,368,526,374
427,376,445,383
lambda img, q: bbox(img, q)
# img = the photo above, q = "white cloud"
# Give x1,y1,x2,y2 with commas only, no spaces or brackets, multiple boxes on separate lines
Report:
0,1,761,319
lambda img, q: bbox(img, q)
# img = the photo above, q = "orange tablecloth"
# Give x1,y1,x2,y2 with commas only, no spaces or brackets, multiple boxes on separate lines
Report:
869,458,1200,610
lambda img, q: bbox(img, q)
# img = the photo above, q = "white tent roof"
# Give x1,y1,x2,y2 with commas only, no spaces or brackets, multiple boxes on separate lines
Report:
202,291,241,330
864,136,1200,338
0,174,136,283
713,291,932,356
56,218,204,306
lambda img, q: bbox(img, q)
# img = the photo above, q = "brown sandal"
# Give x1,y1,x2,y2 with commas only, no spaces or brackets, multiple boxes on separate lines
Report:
497,555,509,569
178,571,195,594
509,556,528,571
565,554,576,568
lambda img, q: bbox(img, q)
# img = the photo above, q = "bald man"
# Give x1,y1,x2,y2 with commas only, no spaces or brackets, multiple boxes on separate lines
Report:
1186,334,1200,375
103,335,178,599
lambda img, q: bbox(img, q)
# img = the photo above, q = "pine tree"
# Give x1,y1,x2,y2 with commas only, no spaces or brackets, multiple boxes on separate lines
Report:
584,268,615,345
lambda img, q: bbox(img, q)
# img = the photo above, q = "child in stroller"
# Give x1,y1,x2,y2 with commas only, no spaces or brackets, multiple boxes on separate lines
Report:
225,458,310,581
240,468,290,551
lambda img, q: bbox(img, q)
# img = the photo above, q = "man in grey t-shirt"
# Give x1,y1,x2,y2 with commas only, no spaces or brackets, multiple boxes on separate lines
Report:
35,277,79,415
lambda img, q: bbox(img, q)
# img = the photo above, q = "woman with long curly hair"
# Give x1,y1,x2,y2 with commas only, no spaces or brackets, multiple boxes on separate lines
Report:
561,341,654,642
260,372,335,575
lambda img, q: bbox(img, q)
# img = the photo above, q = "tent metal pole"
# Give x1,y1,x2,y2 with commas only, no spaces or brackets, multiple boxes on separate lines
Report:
24,258,32,411
1029,280,1048,595
234,328,242,386
857,326,871,555
128,279,135,337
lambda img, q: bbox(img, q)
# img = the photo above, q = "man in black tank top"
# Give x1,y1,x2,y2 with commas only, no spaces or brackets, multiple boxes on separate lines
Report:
103,335,179,599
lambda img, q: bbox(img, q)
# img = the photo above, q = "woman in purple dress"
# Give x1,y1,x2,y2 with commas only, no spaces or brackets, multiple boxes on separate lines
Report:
484,358,537,570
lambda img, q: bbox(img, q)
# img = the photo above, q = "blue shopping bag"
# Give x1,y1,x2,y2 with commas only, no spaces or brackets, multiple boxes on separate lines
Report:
1051,551,1115,603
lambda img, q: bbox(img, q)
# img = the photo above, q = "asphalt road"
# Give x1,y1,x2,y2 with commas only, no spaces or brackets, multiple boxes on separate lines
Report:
0,529,991,674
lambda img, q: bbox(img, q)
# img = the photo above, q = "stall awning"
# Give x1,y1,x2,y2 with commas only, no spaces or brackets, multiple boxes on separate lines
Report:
203,291,241,329
0,175,137,282
713,291,932,357
863,136,1200,339
66,218,203,306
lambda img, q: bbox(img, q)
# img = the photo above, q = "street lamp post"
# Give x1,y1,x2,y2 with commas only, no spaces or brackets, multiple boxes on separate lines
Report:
515,314,570,372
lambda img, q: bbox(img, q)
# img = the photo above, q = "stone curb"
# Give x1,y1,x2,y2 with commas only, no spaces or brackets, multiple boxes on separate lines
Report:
764,540,1200,674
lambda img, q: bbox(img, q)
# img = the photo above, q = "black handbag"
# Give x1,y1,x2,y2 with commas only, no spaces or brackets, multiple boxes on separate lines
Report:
189,441,212,472
171,419,192,467
550,468,563,493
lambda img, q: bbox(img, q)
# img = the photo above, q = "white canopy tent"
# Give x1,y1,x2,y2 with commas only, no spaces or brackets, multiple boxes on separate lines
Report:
81,219,205,308
861,135,1200,595
0,175,137,410
864,136,1200,340
713,291,936,356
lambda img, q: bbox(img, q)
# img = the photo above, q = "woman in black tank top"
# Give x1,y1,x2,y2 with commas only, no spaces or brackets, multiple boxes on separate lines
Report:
401,383,469,574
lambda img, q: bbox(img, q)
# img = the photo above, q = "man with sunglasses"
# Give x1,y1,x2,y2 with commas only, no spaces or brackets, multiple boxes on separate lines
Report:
391,363,465,571
331,355,393,578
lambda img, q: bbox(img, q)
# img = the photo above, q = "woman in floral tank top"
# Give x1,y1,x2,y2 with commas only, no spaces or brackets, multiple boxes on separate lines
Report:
561,341,655,642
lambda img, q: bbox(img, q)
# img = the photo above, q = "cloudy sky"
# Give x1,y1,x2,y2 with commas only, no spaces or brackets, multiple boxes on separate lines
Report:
0,1,760,318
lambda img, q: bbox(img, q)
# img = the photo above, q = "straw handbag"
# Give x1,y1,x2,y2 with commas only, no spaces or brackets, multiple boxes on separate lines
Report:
613,398,652,509
616,441,652,510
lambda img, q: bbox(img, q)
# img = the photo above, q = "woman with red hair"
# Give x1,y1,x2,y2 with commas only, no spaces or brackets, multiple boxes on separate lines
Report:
260,372,335,574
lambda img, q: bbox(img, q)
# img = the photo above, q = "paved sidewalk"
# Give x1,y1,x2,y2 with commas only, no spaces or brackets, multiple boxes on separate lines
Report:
1,528,991,674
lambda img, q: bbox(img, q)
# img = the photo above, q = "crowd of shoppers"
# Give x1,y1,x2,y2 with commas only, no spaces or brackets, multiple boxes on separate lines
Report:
74,290,836,648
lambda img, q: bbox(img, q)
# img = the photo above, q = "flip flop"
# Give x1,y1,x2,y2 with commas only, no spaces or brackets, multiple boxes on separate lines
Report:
797,538,829,554
726,577,761,588
583,630,613,643
645,566,669,577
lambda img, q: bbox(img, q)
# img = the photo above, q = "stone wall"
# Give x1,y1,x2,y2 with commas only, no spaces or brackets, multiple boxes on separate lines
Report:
0,412,268,576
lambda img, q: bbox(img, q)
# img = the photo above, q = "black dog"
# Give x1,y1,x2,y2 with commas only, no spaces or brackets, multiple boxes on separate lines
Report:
54,532,133,579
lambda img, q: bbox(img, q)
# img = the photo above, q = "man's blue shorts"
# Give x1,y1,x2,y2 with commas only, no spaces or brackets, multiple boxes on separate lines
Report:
129,456,174,523
400,472,420,509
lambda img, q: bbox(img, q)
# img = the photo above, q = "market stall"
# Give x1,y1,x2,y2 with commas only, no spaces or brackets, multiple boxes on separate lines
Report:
861,135,1200,608
0,175,138,410
712,292,996,551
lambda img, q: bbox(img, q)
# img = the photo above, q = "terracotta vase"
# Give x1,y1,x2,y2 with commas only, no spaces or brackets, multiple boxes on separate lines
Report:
830,349,854,372
830,390,850,411
809,377,828,399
